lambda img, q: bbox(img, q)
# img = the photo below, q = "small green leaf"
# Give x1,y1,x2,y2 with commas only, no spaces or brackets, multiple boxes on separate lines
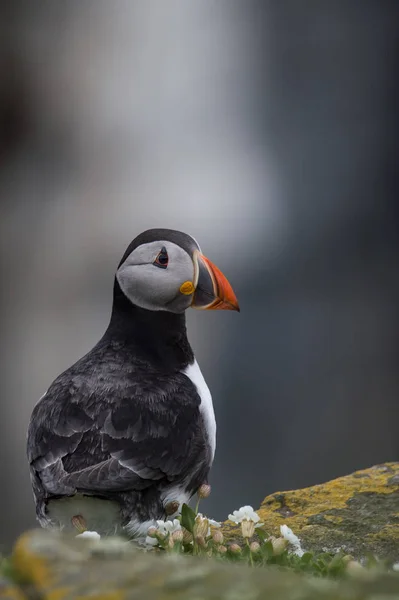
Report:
181,503,196,533
364,552,378,568
261,540,274,560
300,552,313,565
328,553,344,567
255,528,268,542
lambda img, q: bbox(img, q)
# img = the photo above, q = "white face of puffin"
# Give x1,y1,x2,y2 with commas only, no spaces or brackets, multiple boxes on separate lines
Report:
116,233,240,314
117,240,196,313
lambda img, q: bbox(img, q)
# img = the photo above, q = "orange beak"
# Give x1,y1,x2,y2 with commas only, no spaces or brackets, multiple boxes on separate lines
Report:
191,251,240,311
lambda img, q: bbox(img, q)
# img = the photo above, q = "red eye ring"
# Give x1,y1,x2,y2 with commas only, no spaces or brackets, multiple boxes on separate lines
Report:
154,247,168,269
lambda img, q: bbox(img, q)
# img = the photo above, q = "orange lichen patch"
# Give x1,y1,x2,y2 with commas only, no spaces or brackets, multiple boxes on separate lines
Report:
372,524,399,541
46,588,74,600
255,463,399,536
322,515,343,525
12,531,53,588
0,583,26,600
11,532,127,600
75,592,126,600
222,463,399,559
12,534,73,599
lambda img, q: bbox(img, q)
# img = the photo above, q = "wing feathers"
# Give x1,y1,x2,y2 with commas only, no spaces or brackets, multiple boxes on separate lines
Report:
28,373,207,499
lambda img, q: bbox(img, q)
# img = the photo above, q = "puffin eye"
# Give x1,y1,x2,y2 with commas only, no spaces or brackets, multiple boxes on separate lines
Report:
154,246,168,269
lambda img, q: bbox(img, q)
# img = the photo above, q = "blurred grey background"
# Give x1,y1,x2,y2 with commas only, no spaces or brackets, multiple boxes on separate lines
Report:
1,1,398,548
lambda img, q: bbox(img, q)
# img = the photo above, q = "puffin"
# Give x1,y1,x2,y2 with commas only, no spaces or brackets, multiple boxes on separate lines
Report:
27,228,239,539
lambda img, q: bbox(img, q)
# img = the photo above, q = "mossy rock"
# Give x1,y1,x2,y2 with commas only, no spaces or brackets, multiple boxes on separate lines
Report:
0,579,26,600
4,529,399,599
224,463,399,560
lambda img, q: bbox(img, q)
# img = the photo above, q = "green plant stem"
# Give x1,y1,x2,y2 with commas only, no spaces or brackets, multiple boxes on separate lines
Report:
246,539,254,567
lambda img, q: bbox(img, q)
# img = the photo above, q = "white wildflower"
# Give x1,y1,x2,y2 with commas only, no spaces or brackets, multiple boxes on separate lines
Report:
228,505,262,525
182,528,193,544
212,530,224,545
208,518,221,528
241,520,255,538
280,524,304,557
228,506,263,539
196,513,221,537
271,536,288,555
145,519,182,548
156,518,182,536
172,529,184,543
195,534,207,548
393,563,399,572
145,535,158,547
147,526,158,538
194,514,209,538
346,560,368,578
76,530,101,541
229,543,242,554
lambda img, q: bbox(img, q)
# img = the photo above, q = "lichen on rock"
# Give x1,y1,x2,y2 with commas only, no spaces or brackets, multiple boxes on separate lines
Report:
223,463,399,560
5,528,399,599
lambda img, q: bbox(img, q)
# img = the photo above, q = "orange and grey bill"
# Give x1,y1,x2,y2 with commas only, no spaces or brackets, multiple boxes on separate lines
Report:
191,252,240,312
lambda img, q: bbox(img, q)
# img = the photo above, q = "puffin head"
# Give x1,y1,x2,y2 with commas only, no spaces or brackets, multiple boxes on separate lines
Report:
115,228,239,314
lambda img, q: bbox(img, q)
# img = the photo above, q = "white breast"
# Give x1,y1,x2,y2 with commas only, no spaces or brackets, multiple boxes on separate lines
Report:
182,359,216,460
